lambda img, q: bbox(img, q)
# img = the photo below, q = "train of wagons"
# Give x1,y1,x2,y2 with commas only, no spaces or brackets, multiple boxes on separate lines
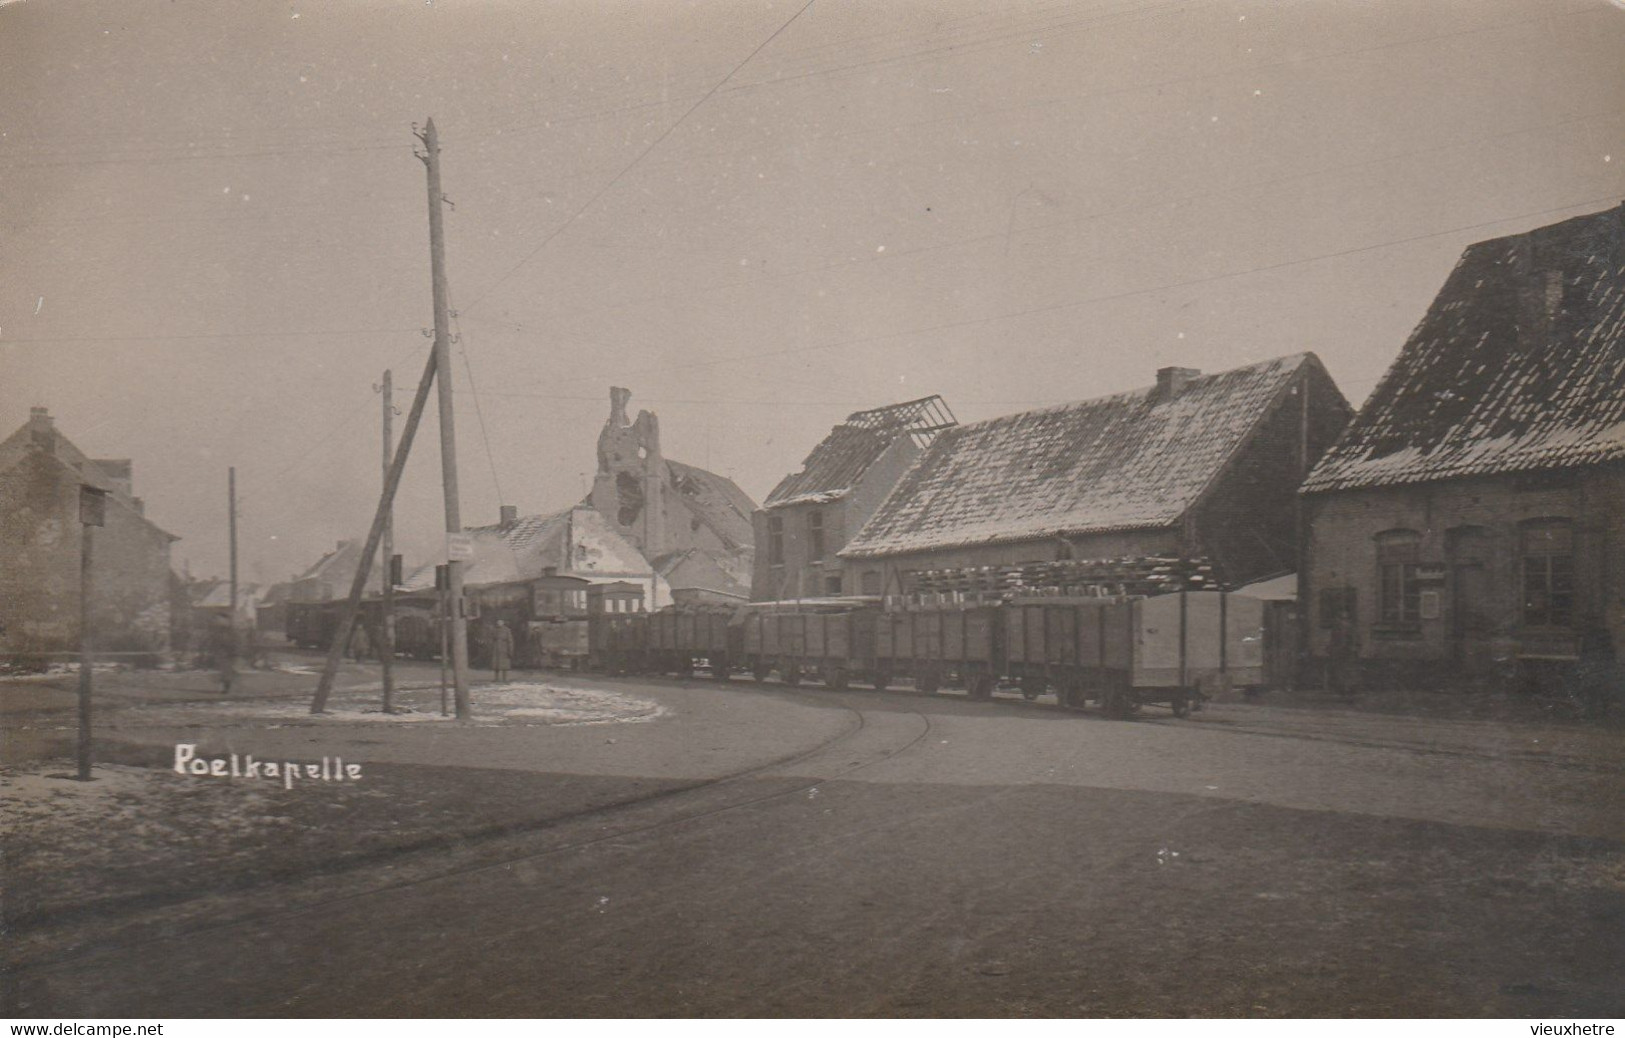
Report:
285,558,1277,718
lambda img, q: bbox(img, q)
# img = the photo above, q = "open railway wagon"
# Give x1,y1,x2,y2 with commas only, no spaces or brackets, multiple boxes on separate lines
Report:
588,608,731,677
738,601,877,689
869,604,999,694
999,590,1266,717
627,607,736,679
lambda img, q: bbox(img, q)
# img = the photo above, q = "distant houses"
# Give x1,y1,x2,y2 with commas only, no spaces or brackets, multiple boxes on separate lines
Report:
838,355,1351,596
282,387,757,626
0,407,179,658
397,505,657,607
1302,203,1625,688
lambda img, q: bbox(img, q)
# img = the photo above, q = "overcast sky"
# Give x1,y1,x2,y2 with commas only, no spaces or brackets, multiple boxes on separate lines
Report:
4,0,1624,583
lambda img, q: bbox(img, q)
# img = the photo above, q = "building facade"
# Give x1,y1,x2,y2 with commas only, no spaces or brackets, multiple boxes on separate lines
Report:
753,396,956,600
0,407,179,658
1302,204,1625,688
840,355,1350,594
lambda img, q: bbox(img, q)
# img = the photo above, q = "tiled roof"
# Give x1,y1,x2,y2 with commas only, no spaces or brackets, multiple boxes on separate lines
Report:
397,507,650,593
1304,204,1625,493
764,396,957,509
840,354,1316,558
665,459,756,551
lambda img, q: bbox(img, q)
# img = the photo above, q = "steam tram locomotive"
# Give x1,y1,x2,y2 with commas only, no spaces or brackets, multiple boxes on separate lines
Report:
284,572,618,670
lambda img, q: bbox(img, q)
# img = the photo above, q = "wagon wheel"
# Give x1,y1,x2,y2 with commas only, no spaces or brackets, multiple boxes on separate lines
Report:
1059,680,1085,709
1104,688,1134,719
827,666,849,691
1020,676,1044,701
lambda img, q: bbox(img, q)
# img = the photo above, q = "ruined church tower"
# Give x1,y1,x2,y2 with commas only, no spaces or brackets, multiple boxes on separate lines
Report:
590,386,667,557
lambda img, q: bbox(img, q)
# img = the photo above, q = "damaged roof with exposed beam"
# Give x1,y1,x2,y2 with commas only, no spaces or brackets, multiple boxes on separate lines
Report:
763,395,956,509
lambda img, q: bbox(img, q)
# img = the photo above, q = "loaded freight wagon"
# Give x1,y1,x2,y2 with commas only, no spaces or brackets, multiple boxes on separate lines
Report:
999,590,1265,716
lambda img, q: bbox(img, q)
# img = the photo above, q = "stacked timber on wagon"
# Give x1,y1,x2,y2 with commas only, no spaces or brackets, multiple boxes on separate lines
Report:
908,556,1219,604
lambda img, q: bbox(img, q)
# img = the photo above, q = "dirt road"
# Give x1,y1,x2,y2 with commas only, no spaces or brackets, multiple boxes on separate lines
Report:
5,667,1623,1017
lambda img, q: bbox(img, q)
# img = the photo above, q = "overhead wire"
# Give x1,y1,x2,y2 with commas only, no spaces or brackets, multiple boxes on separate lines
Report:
445,285,508,512
458,0,821,315
464,103,1623,367
537,191,1625,390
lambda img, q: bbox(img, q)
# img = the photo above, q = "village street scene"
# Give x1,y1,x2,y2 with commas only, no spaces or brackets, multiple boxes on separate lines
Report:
4,0,1625,1023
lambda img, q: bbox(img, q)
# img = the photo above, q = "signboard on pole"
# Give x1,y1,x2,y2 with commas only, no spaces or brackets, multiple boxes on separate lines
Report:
447,533,474,561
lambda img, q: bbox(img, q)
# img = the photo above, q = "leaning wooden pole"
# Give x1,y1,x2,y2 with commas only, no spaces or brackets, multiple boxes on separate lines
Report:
310,349,438,714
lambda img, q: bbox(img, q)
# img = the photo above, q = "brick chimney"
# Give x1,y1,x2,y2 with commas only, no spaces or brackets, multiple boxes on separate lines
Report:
1156,367,1201,401
500,504,518,527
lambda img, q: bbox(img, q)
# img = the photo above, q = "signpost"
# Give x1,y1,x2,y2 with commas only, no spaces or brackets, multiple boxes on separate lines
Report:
436,564,451,717
76,484,107,782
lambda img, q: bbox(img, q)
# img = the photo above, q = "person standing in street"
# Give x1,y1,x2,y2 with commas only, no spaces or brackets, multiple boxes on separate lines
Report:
492,620,514,684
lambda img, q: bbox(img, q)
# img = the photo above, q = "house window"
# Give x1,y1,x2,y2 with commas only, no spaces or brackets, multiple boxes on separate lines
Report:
768,515,784,566
860,570,881,596
808,509,825,562
1521,519,1574,628
1375,529,1423,625
824,574,843,596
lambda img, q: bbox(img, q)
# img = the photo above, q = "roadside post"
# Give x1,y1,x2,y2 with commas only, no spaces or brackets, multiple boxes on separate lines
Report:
76,484,107,782
436,564,450,716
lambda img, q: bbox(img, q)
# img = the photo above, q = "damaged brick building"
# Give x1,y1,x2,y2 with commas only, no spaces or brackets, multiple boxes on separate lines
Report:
0,407,179,658
753,396,956,601
838,355,1350,595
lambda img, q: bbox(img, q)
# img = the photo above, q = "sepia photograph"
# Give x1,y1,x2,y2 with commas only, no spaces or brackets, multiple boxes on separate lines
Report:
3,0,1624,1023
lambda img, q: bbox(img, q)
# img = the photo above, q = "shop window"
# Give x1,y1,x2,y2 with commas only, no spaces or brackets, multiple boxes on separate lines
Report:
1375,529,1423,625
767,515,784,566
1521,519,1574,628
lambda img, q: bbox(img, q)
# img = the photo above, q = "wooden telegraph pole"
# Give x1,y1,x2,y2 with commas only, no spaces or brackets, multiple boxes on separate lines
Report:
380,369,396,713
421,117,472,720
311,351,437,714
309,117,470,716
